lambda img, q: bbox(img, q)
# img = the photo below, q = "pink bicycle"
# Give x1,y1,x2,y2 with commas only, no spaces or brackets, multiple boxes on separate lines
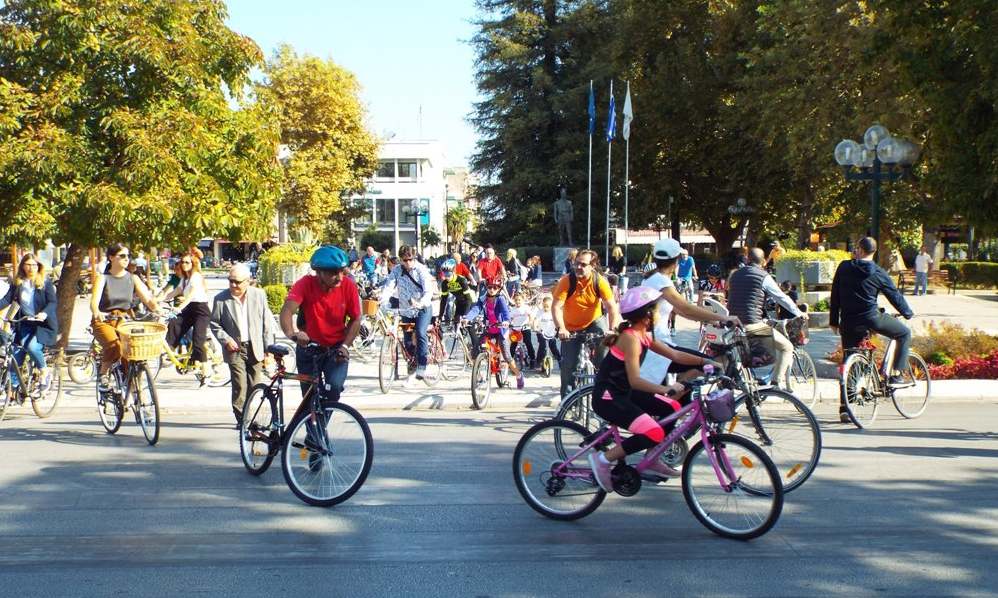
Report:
512,369,784,540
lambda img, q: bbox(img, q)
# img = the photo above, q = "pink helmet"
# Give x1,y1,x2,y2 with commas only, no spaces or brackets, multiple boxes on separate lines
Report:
619,286,662,316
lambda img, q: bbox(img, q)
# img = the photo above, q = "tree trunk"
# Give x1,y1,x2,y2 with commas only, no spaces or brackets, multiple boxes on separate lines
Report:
54,243,89,358
795,185,816,249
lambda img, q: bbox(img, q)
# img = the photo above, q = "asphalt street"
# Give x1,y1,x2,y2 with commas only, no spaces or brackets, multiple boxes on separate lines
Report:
1,400,996,597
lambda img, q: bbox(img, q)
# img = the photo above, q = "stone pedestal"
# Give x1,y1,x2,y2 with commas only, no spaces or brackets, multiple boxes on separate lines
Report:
552,247,573,274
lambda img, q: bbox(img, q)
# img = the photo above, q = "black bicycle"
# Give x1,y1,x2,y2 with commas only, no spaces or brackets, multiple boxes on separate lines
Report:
0,316,63,422
239,343,374,507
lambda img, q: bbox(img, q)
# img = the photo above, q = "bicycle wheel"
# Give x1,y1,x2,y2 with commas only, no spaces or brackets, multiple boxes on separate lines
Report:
471,352,491,409
842,353,879,429
145,351,162,380
441,330,471,380
378,336,398,394
892,352,931,418
729,389,821,493
512,419,606,521
554,385,603,433
131,364,160,445
495,356,510,388
542,355,553,377
785,350,818,408
281,401,373,507
353,318,378,361
96,377,123,435
67,353,97,384
0,365,11,422
682,434,783,540
240,384,278,475
422,333,443,387
31,366,62,418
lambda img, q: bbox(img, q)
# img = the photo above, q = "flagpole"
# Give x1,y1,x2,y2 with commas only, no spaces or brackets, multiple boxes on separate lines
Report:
587,80,594,250
605,82,614,266
622,82,632,281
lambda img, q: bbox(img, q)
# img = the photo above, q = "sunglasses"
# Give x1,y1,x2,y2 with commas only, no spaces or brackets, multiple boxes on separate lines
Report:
488,285,502,290
228,278,247,285
401,258,414,263
574,261,592,267
117,254,130,259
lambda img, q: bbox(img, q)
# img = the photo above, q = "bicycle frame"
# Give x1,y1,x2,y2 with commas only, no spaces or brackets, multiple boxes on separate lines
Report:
554,382,740,491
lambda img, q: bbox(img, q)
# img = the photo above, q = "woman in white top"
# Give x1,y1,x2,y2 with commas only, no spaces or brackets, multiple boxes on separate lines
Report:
164,251,212,384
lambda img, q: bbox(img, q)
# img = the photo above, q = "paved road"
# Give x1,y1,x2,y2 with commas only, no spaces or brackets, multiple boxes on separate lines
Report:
1,400,997,597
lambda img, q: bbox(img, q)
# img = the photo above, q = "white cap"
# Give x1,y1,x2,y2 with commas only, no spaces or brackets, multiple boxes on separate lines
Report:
653,238,682,259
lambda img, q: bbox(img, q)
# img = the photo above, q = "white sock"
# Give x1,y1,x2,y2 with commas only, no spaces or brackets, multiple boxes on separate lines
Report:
598,453,611,465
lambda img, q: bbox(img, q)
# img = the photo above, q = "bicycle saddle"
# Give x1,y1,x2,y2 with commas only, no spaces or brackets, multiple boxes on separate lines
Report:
268,343,291,356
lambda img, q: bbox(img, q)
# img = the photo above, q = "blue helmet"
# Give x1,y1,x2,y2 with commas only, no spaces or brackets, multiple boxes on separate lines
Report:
440,258,457,273
310,245,349,270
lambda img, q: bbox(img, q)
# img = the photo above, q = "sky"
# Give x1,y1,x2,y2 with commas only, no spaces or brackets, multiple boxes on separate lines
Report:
223,0,481,168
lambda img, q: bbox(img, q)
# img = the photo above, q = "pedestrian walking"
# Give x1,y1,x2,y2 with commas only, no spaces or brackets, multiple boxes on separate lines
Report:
210,263,276,426
914,246,933,296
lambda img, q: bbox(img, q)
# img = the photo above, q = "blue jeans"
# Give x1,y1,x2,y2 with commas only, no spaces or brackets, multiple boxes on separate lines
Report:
403,307,432,368
914,271,928,295
14,322,47,370
295,345,349,402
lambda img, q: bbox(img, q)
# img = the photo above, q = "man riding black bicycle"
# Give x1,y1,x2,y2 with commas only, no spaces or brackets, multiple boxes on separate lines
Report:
829,236,914,422
279,245,361,399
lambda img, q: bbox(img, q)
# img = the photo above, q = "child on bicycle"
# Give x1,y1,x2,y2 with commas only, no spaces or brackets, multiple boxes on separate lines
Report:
588,285,720,492
462,277,525,389
509,291,535,369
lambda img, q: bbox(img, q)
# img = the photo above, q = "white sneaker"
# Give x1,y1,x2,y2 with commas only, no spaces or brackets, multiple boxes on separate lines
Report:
415,366,426,380
403,373,417,388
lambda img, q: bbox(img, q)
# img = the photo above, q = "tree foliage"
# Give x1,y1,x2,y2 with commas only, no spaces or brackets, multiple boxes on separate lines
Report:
469,0,998,255
256,45,380,244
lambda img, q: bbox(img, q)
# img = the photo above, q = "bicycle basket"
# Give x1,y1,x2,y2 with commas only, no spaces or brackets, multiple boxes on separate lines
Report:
738,338,775,368
117,321,167,361
704,389,736,422
784,317,809,346
361,299,380,316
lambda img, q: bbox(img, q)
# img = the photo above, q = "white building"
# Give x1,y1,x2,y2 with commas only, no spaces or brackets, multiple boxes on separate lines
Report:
350,140,451,257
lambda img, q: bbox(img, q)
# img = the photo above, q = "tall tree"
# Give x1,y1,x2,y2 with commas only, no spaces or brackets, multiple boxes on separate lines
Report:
256,45,380,244
0,0,280,351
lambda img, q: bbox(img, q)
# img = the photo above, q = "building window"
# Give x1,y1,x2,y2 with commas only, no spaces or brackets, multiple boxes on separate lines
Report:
399,199,417,225
375,198,395,224
397,160,417,181
376,161,395,179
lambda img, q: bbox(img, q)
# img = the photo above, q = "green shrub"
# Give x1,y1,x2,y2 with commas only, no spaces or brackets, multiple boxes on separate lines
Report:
912,320,998,362
927,351,954,366
259,243,316,286
263,284,288,315
813,298,830,312
940,261,998,289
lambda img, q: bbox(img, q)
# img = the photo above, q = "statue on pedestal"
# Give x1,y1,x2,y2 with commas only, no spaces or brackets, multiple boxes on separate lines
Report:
553,186,574,246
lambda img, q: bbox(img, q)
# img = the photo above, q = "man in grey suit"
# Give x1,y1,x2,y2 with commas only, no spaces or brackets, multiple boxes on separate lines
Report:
210,263,276,425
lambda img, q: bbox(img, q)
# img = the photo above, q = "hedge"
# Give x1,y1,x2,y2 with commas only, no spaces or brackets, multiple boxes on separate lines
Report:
263,284,288,315
940,262,998,289
259,243,316,286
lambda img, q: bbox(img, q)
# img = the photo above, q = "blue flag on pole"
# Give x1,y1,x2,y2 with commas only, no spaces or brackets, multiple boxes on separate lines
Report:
606,86,616,142
588,81,595,135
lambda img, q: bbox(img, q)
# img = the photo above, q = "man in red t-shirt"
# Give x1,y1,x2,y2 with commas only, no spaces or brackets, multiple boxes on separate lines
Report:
476,243,506,293
280,245,361,398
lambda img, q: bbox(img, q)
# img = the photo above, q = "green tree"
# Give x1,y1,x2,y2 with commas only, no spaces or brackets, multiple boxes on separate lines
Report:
445,206,473,248
420,226,442,252
257,45,380,243
0,0,280,351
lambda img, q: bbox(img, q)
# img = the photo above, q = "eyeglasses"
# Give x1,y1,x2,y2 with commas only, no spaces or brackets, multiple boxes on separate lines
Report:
228,278,247,285
574,261,592,268
401,258,414,263
116,254,130,259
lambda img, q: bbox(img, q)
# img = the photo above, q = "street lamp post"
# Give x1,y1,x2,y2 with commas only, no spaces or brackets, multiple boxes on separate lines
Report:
728,197,754,249
834,125,921,251
402,199,429,255
276,144,293,244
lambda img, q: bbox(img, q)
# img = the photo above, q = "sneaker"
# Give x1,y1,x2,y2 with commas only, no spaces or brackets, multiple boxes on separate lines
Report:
415,366,426,381
839,411,851,423
403,373,417,388
588,453,613,492
98,375,112,392
39,369,53,393
516,373,525,389
888,374,912,387
642,455,681,479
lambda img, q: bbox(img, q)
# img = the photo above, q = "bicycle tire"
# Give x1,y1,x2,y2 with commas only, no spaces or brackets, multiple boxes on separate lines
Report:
512,419,606,521
728,388,821,493
471,352,491,409
422,333,443,387
353,318,379,361
682,433,783,540
31,365,62,418
0,365,11,422
891,352,931,419
240,384,278,475
842,352,879,428
132,364,160,445
378,336,398,394
281,401,373,507
145,351,163,380
96,377,123,435
441,330,471,380
554,385,603,433
542,355,553,377
496,359,509,388
786,350,818,408
67,352,97,384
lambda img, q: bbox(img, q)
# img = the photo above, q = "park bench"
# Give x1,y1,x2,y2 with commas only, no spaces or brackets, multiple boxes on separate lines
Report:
897,268,958,295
